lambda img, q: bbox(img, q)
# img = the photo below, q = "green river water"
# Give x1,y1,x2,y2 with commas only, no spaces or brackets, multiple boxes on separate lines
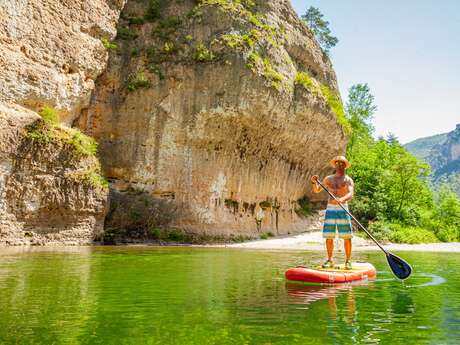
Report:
0,247,459,345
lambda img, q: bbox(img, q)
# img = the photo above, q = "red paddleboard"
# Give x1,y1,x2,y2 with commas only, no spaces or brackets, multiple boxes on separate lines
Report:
285,262,377,284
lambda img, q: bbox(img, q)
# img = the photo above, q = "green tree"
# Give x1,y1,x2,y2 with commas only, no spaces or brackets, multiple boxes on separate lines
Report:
301,6,338,54
348,138,432,225
345,83,377,159
344,82,460,242
385,132,399,145
382,141,432,222
434,185,460,241
345,84,433,227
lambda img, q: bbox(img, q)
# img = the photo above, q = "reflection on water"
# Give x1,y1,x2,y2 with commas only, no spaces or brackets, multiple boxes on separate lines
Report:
0,249,94,344
286,282,359,328
283,270,455,345
392,291,414,315
0,248,458,345
286,282,356,306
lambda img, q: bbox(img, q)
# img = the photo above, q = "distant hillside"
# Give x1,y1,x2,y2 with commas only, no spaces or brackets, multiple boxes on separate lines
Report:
404,132,448,162
404,124,460,196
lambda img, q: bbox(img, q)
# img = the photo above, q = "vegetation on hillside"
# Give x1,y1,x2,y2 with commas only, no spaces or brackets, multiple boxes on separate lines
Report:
113,1,351,133
404,132,448,162
294,71,351,133
404,125,460,198
435,172,460,197
26,107,108,189
295,9,349,133
345,84,460,243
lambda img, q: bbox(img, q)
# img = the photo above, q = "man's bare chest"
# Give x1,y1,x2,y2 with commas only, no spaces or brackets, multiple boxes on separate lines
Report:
329,176,348,192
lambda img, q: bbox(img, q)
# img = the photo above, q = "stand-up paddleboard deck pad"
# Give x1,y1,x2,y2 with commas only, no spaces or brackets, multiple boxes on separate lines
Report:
285,262,377,284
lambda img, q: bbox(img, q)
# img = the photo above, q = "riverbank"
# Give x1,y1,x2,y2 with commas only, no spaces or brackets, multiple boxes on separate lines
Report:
2,231,460,252
222,231,460,252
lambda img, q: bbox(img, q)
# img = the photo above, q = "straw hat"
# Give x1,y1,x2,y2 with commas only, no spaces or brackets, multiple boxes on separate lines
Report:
330,155,351,169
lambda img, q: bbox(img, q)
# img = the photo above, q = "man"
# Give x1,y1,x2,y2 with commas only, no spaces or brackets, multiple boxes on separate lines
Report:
311,156,354,269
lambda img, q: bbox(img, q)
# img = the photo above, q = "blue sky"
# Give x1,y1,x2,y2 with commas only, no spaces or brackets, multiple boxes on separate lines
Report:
291,0,460,143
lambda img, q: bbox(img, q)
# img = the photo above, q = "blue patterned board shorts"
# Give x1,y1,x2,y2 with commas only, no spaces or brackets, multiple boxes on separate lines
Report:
323,204,353,239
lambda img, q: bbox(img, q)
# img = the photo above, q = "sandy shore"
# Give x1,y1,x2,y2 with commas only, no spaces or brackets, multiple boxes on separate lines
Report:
1,231,459,253
223,231,460,252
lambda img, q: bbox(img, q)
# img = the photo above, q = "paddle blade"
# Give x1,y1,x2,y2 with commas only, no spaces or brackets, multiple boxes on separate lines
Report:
386,253,412,280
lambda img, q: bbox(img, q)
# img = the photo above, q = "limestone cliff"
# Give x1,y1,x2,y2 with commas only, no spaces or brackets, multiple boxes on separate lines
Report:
0,0,126,244
0,0,126,124
77,0,348,237
0,104,108,245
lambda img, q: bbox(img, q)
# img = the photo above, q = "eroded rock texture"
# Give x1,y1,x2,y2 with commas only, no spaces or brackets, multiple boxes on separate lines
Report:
78,0,347,236
0,0,126,124
0,103,108,245
0,0,126,244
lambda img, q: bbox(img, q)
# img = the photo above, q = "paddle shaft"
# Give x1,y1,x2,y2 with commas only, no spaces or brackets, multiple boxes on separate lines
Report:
316,179,389,254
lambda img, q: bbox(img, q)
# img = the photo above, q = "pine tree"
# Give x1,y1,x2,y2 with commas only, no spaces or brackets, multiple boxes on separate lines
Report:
301,6,338,54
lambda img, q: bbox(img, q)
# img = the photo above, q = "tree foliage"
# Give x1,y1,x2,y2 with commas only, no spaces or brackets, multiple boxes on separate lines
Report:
349,137,432,225
345,83,460,242
301,6,338,54
433,186,460,241
345,83,376,159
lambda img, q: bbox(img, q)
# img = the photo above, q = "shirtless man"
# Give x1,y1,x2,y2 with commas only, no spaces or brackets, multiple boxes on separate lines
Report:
311,156,355,269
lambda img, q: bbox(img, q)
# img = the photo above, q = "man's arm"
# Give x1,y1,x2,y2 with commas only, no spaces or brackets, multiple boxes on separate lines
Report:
337,177,354,203
311,175,328,193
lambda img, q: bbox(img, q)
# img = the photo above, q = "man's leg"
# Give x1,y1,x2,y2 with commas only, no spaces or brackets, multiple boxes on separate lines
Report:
326,238,334,260
337,206,352,266
322,206,336,267
344,238,352,261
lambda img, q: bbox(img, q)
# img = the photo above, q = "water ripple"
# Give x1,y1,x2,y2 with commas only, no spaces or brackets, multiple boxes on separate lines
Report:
405,273,446,287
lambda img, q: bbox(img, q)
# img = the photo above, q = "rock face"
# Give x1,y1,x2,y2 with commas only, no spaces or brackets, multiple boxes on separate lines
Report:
78,0,348,237
429,124,460,171
427,124,460,196
0,0,126,125
0,103,108,245
0,0,126,244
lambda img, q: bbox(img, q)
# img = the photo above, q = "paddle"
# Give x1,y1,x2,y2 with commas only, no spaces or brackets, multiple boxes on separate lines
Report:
315,179,412,280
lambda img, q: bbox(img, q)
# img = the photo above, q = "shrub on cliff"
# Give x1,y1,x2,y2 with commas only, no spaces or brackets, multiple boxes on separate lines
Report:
145,0,162,21
294,72,319,96
26,106,108,189
295,196,312,218
39,106,59,126
320,85,350,134
117,26,138,40
101,37,117,50
67,130,98,156
127,70,151,91
67,165,109,190
35,107,98,157
193,43,215,62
